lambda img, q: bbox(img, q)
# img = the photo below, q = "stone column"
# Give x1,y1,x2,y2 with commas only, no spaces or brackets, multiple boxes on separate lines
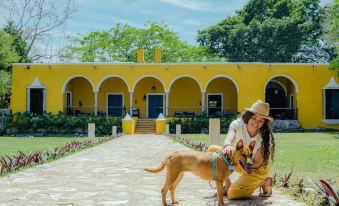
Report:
209,118,220,146
94,91,98,116
112,126,117,137
201,91,205,113
88,123,95,143
129,92,133,115
165,124,170,135
165,91,169,117
176,124,181,139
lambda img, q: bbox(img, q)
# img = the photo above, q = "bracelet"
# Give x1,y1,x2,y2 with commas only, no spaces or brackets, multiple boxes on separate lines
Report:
222,144,231,150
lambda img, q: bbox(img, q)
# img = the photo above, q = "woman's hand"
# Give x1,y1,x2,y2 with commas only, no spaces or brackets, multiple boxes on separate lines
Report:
222,145,233,155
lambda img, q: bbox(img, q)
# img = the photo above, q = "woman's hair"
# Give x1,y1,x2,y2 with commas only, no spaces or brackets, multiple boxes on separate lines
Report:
241,111,275,165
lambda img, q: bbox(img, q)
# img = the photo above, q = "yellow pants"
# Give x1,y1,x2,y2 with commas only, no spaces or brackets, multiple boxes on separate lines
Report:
207,145,269,199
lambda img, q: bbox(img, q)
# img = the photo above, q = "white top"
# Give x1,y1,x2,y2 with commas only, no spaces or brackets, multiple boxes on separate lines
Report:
227,118,263,157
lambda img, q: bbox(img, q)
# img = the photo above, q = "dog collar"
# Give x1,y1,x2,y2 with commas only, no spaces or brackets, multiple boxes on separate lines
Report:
212,151,234,180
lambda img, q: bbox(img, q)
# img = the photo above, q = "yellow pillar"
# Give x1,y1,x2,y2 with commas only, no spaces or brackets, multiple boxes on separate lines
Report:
122,119,135,134
154,48,161,63
156,119,166,135
137,48,144,63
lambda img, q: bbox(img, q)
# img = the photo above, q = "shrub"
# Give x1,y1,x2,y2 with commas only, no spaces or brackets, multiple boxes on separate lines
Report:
4,112,122,136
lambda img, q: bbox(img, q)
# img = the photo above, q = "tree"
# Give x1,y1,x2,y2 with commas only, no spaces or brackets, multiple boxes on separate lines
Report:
0,0,76,62
0,70,12,108
0,29,19,70
3,20,29,63
328,0,339,76
197,0,333,63
62,22,219,63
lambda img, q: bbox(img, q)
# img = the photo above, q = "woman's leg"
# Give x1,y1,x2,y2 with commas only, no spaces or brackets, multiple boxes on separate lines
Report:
227,166,269,200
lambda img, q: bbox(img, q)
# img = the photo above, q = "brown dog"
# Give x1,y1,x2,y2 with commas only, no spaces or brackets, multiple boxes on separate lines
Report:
144,140,252,206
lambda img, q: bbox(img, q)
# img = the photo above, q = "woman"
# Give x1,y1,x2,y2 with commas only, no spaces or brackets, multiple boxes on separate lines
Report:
209,100,275,199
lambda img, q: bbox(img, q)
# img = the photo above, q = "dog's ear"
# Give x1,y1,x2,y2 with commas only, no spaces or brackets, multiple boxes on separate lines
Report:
236,140,244,150
249,141,256,151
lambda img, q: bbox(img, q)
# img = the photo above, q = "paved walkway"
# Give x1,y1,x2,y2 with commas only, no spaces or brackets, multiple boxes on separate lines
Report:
0,135,303,206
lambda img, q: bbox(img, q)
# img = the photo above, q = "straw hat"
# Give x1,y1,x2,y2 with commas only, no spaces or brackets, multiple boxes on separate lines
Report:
245,100,273,122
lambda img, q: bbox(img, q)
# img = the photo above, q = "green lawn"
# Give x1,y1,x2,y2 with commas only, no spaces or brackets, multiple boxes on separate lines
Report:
182,132,339,187
0,136,87,157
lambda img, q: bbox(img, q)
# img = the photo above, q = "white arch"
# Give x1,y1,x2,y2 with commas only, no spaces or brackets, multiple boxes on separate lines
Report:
168,75,203,92
62,75,95,93
264,74,299,93
97,75,130,92
131,75,166,92
204,74,239,93
267,80,287,96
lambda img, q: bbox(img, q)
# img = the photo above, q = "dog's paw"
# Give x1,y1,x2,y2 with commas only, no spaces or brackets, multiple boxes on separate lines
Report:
172,200,179,204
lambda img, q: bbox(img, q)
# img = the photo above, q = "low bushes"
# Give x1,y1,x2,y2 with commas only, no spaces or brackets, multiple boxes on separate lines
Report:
167,112,237,134
3,112,122,136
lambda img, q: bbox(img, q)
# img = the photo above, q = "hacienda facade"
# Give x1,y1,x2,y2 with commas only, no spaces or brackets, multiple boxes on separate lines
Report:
10,49,339,129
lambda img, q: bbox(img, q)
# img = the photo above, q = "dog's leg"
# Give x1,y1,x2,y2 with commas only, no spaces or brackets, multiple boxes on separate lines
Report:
162,170,178,206
170,172,184,204
216,180,225,206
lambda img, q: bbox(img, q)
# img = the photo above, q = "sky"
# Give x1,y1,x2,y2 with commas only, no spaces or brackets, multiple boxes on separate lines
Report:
64,0,333,45
0,0,334,59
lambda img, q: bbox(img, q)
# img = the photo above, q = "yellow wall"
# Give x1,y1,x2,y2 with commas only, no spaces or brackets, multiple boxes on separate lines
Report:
169,77,201,116
98,77,129,114
206,77,237,113
11,63,339,129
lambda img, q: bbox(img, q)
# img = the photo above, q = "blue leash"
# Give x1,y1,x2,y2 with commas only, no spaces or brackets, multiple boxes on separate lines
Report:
212,151,234,180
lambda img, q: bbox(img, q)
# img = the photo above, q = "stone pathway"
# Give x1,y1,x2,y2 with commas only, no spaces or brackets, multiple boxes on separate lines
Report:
0,135,303,206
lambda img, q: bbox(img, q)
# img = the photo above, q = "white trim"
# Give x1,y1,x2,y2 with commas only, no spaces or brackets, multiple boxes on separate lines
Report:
205,75,239,93
168,75,203,92
62,75,95,93
322,77,339,89
106,93,124,117
322,119,339,125
27,77,45,88
97,75,130,92
264,74,299,93
323,88,339,121
207,93,223,115
270,80,287,96
146,93,165,118
66,91,72,107
132,75,165,93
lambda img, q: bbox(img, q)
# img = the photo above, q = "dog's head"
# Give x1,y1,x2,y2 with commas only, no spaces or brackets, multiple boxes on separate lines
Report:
231,140,254,174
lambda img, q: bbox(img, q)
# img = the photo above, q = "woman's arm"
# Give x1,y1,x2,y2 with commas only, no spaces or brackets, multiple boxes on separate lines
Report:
252,147,264,168
222,128,236,155
224,127,236,146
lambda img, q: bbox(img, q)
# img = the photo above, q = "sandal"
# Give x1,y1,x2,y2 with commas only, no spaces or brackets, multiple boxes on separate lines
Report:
259,177,273,197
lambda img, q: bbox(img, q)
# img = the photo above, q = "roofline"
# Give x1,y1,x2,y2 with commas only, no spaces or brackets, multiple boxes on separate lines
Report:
12,62,329,66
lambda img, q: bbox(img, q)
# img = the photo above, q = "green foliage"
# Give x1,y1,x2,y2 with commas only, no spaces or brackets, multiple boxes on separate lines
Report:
0,29,19,70
0,70,12,108
167,113,236,134
329,57,339,77
197,0,330,63
7,112,122,135
3,21,29,64
62,22,220,62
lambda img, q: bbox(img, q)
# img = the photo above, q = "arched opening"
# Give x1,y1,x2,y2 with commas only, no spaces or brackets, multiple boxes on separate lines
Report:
63,77,94,115
265,76,297,119
168,77,201,117
205,77,238,115
97,77,129,117
133,77,165,118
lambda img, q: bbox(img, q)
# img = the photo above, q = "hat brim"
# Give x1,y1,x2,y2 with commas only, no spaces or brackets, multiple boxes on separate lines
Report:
245,108,274,122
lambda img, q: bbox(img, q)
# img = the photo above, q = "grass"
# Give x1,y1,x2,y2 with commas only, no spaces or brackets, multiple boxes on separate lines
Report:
181,132,339,187
0,136,87,157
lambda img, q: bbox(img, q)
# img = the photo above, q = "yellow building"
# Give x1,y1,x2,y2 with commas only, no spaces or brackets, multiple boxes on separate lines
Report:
11,49,339,129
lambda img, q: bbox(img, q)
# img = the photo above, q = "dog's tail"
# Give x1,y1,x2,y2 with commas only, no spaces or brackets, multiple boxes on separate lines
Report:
144,157,168,173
